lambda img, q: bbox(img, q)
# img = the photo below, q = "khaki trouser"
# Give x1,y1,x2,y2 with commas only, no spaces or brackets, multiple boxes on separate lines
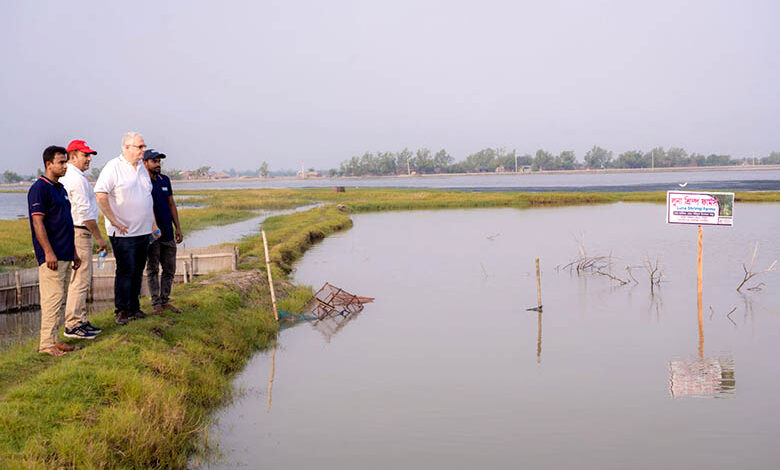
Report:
38,262,72,350
64,228,93,329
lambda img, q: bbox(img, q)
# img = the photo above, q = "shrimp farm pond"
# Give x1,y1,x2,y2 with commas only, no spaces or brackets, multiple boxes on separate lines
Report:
201,202,779,469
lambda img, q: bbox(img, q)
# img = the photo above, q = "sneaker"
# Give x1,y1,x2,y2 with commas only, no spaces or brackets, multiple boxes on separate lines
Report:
162,304,182,313
64,325,97,340
79,321,102,334
132,310,149,320
115,311,132,325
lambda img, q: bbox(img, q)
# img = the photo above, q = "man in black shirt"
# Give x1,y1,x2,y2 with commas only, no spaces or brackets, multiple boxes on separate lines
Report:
142,149,183,314
28,146,82,356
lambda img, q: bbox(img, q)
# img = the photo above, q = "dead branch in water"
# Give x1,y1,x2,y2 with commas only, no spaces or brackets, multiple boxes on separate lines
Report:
736,242,778,292
643,257,664,294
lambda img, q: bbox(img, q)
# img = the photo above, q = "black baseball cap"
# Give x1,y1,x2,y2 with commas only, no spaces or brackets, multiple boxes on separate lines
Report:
143,149,167,161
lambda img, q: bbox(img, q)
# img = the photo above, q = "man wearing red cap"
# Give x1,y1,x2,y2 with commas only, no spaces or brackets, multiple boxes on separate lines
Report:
60,139,109,339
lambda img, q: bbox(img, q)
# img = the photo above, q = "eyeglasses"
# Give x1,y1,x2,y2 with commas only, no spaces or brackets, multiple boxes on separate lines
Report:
128,144,148,150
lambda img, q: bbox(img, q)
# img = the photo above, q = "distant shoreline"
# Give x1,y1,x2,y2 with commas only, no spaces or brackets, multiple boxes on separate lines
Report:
2,164,779,189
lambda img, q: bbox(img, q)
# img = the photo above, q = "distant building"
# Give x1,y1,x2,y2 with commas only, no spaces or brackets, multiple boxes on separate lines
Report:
211,171,230,179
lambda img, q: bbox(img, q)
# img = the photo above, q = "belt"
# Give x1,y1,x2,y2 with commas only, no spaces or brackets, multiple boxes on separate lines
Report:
74,225,89,230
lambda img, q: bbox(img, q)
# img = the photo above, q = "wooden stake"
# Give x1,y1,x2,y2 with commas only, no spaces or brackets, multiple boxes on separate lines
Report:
15,270,22,311
697,225,704,358
535,258,543,311
232,245,239,271
266,342,276,412
537,311,542,364
189,252,195,279
262,230,279,321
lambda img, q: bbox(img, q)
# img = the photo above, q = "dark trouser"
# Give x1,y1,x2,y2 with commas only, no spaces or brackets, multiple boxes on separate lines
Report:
146,239,177,306
109,234,149,314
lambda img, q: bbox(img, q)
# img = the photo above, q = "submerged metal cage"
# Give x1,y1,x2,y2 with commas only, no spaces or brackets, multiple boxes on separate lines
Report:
304,282,374,320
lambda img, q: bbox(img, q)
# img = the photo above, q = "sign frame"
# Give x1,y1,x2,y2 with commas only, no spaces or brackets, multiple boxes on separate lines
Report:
666,191,734,226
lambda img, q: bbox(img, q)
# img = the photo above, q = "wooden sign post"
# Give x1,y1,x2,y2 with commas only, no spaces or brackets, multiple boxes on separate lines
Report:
666,191,734,359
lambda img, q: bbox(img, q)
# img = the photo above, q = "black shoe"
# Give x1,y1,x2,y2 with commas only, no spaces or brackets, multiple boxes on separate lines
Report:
115,311,132,325
64,325,98,340
79,321,102,334
132,310,149,320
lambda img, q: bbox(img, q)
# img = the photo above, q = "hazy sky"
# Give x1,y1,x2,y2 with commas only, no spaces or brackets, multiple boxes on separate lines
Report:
1,0,778,174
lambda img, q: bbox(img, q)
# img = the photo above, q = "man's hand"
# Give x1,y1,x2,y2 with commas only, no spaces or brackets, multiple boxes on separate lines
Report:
96,236,109,252
113,221,129,235
73,253,81,271
45,251,58,271
175,228,183,244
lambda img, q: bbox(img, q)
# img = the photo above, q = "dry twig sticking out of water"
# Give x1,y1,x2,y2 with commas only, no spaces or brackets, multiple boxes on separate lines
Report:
736,242,777,292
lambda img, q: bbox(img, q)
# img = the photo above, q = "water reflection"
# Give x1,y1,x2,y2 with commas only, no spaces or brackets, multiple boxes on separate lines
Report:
310,310,363,343
266,342,276,412
669,357,736,399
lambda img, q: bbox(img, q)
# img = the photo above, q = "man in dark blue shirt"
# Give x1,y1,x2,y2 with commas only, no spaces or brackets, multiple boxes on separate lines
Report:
143,149,183,314
28,145,82,356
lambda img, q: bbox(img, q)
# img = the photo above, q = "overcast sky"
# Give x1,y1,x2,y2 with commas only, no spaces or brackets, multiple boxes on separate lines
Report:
1,0,777,174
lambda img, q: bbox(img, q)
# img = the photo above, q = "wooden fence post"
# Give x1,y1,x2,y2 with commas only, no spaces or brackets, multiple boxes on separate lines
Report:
232,246,239,271
15,270,22,311
262,230,279,321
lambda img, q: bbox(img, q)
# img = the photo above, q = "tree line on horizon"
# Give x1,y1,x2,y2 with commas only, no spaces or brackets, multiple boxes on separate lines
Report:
3,148,780,183
331,147,780,177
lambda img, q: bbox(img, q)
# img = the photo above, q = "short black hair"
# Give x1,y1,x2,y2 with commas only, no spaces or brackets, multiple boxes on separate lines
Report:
42,145,67,167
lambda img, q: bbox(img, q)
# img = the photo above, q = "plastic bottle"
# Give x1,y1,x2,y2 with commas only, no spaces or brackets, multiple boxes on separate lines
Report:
96,250,106,269
149,229,161,245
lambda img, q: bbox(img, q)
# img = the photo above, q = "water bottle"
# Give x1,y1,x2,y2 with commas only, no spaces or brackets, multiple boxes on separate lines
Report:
96,250,106,269
149,229,161,245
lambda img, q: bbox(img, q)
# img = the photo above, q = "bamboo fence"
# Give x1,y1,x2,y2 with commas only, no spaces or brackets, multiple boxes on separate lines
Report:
0,245,238,313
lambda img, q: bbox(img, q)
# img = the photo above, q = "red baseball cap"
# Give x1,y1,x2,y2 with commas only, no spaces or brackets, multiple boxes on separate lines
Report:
66,139,97,155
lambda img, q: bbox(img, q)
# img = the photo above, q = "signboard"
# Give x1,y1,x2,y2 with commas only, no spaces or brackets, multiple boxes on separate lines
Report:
666,191,734,226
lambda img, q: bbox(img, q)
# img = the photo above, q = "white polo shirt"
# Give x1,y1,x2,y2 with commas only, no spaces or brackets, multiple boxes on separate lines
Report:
61,163,99,226
94,155,154,237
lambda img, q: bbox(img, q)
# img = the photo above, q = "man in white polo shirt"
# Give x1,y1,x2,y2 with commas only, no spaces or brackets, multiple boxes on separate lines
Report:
61,139,109,338
95,132,158,325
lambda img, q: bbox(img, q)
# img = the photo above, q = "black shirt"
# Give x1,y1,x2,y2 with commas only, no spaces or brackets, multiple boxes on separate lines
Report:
150,173,175,242
27,176,75,265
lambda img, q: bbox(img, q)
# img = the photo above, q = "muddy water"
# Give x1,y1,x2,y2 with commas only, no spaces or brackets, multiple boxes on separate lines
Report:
194,204,779,468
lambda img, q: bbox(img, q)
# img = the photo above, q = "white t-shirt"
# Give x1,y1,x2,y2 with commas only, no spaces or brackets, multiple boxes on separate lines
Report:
94,155,154,237
60,163,99,225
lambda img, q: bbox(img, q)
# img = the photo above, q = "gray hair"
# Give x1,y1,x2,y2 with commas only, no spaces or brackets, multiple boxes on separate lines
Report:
121,132,143,149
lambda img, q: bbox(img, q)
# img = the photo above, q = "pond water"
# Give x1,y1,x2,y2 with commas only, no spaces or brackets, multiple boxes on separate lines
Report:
200,203,780,469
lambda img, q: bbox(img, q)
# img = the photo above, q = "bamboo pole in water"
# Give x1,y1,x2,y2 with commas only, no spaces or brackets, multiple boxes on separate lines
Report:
262,230,279,321
697,225,704,358
535,258,543,311
537,311,542,364
266,342,276,412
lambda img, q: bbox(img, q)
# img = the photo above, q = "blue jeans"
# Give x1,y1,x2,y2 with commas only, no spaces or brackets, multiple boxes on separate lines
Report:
110,234,149,314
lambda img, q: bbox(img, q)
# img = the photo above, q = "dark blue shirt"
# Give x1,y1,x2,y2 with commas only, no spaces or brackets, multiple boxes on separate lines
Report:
27,176,75,265
150,174,175,242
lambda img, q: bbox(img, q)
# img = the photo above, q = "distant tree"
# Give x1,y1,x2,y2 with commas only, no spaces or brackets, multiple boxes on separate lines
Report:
556,150,576,170
433,149,453,172
666,147,689,167
90,165,102,181
646,147,667,168
613,150,648,168
259,161,269,177
396,148,413,175
414,148,435,174
2,170,23,184
194,166,211,177
167,168,182,180
583,146,613,169
532,149,555,171
761,151,780,165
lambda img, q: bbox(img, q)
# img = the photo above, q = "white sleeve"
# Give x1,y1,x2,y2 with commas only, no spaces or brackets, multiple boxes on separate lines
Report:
66,178,93,224
94,161,114,194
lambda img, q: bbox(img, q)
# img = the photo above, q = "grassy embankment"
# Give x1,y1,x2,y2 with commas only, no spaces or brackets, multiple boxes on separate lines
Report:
1,188,780,468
